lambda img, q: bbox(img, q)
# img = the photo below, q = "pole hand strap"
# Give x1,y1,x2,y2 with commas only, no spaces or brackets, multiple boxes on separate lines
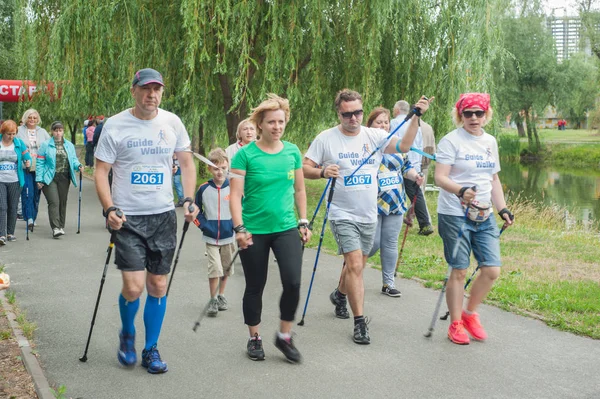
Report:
409,147,436,161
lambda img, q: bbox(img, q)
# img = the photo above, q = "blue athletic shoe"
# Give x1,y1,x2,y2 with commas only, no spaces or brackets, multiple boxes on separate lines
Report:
141,345,168,374
117,331,137,367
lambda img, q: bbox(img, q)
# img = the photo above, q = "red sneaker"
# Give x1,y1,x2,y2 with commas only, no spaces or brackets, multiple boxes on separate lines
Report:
462,311,487,341
448,320,470,345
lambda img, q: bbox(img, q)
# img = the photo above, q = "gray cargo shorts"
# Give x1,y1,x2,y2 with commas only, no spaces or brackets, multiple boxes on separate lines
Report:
329,219,377,255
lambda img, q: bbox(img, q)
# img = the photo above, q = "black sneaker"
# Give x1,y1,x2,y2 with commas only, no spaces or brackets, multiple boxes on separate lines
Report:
247,334,265,361
418,225,434,236
274,334,302,363
353,318,371,345
381,285,402,297
329,289,350,319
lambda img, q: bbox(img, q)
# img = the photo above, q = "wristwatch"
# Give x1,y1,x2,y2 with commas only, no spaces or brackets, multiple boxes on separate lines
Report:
298,218,309,229
103,206,118,218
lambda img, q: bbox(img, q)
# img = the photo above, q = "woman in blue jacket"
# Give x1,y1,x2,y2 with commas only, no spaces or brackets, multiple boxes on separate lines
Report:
0,120,32,245
36,121,83,238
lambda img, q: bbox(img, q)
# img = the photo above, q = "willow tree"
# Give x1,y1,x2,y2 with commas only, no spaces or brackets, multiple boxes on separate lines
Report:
493,0,557,152
14,0,507,150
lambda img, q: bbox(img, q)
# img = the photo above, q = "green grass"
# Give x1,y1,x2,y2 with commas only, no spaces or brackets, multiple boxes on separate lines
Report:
303,179,600,339
0,330,11,340
6,290,16,305
15,312,37,341
501,127,600,143
502,127,600,168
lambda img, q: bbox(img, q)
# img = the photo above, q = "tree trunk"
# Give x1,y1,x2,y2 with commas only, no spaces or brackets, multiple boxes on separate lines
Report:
196,120,205,155
524,109,535,152
516,121,526,137
67,120,78,144
532,118,541,149
218,73,248,145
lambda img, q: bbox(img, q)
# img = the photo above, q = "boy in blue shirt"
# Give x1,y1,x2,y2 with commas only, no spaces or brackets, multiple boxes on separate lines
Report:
193,148,235,316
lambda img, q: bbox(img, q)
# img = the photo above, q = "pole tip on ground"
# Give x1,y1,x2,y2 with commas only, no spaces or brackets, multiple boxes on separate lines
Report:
192,323,199,332
424,330,433,338
79,356,87,362
297,320,304,326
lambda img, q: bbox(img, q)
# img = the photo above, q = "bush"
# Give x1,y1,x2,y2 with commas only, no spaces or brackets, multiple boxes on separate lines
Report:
498,134,521,159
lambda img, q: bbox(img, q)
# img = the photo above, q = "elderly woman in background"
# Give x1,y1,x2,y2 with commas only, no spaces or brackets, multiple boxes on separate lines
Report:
365,107,423,297
225,118,257,162
17,108,50,231
36,121,83,238
435,93,514,345
0,120,32,244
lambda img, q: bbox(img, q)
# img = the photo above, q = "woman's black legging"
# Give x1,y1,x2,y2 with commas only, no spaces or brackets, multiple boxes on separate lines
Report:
240,228,302,326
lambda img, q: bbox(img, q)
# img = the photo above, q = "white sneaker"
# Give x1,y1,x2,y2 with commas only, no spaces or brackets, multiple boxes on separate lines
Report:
53,228,64,238
59,228,65,235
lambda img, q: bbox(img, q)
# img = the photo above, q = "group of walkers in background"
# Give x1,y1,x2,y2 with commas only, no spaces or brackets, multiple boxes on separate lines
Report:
0,67,515,374
0,109,83,242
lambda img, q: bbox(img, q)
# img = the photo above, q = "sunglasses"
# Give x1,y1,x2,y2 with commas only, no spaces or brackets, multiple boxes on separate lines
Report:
340,109,363,119
462,110,486,118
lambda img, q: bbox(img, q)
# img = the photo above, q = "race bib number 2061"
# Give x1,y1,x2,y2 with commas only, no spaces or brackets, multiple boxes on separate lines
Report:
131,165,165,191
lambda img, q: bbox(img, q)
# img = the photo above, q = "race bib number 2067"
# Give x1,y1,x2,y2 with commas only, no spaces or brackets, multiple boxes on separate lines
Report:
344,174,372,190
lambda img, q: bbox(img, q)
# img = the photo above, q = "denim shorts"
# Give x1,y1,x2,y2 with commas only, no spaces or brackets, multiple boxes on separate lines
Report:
330,219,377,255
438,213,501,270
114,210,177,275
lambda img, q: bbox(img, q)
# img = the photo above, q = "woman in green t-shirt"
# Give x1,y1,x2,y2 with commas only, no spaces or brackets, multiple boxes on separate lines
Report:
230,94,312,364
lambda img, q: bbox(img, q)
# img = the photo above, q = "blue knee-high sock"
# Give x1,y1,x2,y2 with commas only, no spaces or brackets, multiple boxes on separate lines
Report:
144,294,167,350
119,294,140,335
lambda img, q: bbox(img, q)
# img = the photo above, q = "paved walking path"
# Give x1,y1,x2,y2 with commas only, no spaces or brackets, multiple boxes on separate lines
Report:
1,177,599,399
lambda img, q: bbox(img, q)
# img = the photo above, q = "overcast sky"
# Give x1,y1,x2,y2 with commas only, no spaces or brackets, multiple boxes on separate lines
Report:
543,0,579,16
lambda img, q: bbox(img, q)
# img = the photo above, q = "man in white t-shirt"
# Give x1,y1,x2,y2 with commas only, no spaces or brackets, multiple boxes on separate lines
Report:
95,68,198,374
303,89,431,345
391,100,434,236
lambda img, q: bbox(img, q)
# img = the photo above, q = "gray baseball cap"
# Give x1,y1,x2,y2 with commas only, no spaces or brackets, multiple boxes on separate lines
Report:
132,68,164,87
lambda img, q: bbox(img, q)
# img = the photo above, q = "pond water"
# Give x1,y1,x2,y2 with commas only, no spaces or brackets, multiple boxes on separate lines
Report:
500,161,600,226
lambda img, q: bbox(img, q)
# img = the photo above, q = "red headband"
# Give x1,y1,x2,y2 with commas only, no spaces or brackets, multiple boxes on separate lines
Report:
456,93,490,114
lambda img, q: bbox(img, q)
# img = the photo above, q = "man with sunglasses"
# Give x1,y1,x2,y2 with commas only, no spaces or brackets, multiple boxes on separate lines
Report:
303,89,430,345
391,100,435,236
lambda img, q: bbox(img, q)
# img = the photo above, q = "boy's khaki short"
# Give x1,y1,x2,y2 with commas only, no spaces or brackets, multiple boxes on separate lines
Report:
206,242,236,278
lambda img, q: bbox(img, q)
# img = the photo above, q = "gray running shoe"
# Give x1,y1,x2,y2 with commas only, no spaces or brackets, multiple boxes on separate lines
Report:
217,294,228,311
275,333,302,363
207,298,219,317
353,317,371,345
329,289,350,319
247,334,265,361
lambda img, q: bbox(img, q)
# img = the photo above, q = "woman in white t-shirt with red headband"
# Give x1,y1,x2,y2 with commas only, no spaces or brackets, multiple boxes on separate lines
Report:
435,93,514,345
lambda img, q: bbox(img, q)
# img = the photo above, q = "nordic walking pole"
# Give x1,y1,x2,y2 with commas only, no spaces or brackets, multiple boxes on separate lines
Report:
25,174,30,241
440,226,506,321
77,171,82,234
394,191,419,277
347,98,428,179
302,177,331,253
166,203,195,297
80,209,123,362
193,249,240,332
424,192,473,338
298,177,337,326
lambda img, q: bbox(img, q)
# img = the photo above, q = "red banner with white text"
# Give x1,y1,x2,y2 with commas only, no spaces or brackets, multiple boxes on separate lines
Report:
0,80,59,102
